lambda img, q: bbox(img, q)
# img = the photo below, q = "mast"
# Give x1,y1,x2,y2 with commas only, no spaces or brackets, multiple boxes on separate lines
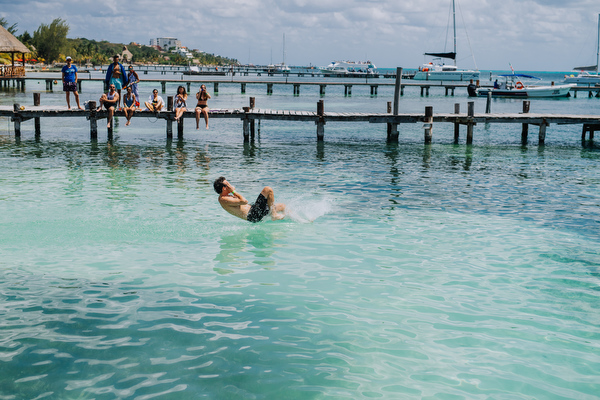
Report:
597,13,599,74
283,33,286,66
453,0,457,66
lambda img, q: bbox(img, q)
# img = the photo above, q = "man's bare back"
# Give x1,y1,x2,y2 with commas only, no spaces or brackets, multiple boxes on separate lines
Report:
214,177,285,222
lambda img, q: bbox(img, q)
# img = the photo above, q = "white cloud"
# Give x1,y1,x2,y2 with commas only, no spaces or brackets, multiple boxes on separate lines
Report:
2,0,599,70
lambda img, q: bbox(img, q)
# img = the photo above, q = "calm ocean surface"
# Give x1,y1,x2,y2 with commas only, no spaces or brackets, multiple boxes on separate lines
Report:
1,71,599,399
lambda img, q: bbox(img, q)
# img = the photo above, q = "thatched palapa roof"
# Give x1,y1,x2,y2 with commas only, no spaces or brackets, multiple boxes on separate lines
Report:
0,25,29,53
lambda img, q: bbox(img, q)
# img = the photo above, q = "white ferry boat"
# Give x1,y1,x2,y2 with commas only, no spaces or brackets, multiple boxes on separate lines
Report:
319,61,377,76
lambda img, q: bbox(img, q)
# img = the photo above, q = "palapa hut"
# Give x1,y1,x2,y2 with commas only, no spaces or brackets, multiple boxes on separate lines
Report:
0,24,30,77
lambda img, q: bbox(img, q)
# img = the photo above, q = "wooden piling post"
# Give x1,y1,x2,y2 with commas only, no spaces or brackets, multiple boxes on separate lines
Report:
177,117,184,139
424,106,433,144
267,83,273,95
241,83,246,93
161,81,166,93
485,91,492,113
214,82,219,93
33,93,41,137
166,96,174,139
320,84,326,96
521,100,530,144
388,67,402,142
454,103,460,144
344,85,352,96
466,101,475,144
539,119,547,145
13,104,21,137
293,84,300,95
89,101,97,139
249,97,256,138
77,80,82,92
316,100,325,141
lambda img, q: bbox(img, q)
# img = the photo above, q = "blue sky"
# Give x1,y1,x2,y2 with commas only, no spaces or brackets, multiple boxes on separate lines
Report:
2,0,599,71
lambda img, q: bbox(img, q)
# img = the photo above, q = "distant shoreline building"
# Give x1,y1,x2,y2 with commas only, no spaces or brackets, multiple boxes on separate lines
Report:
149,37,182,51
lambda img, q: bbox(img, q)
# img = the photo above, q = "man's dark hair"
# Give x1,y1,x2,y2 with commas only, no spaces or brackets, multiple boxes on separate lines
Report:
213,176,226,194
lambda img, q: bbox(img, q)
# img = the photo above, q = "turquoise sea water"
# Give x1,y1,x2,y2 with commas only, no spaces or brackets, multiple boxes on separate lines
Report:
1,72,599,399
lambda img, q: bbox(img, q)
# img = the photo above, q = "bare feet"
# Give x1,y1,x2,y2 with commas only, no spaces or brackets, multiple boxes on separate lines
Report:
125,121,130,126
78,106,84,110
206,125,209,130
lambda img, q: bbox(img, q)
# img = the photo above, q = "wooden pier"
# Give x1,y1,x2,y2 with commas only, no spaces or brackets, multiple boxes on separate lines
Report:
2,93,599,145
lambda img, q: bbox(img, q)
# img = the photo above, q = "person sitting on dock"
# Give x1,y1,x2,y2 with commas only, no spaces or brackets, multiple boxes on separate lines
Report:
195,84,211,129
105,55,128,109
97,84,120,128
145,89,164,112
214,177,286,222
174,85,187,122
61,56,83,110
123,86,136,126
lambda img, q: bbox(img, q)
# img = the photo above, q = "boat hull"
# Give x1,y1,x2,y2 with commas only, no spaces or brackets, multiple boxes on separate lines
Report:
474,84,575,98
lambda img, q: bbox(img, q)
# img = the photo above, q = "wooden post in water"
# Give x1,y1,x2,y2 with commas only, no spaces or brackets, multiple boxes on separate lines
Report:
214,82,219,93
13,104,21,137
320,84,326,96
89,101,97,139
267,83,273,95
424,106,433,144
161,81,166,93
243,106,250,141
521,100,530,145
249,97,256,138
241,83,246,94
33,93,41,137
316,100,325,141
166,96,174,139
389,67,402,142
454,103,460,144
539,119,547,145
485,91,492,113
466,101,475,144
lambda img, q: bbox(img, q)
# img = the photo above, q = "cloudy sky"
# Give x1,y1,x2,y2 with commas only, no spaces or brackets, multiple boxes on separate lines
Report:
2,0,599,71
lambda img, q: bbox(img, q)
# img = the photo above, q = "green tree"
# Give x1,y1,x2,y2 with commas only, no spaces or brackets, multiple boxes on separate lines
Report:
18,31,33,46
33,18,69,63
0,18,18,35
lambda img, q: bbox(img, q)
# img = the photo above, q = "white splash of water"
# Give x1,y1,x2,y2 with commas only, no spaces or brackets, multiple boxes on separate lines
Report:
284,195,333,223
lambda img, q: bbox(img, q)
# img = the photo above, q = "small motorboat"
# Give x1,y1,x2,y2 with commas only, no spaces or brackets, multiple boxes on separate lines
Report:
468,74,575,98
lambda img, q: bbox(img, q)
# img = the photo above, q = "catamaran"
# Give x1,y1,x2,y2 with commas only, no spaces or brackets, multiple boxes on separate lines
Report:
413,0,479,81
564,14,600,85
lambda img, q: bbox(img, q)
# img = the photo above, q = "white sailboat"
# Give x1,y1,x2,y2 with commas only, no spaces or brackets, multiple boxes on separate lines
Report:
564,14,600,85
267,34,290,73
413,0,479,81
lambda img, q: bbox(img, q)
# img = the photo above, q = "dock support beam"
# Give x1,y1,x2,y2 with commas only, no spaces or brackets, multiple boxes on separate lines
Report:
388,67,402,142
485,91,492,113
166,96,173,139
582,124,599,142
370,85,378,96
320,84,326,96
241,83,246,94
249,97,256,139
13,104,21,137
267,83,273,95
539,120,548,145
454,103,460,144
89,101,98,140
521,100,530,145
316,100,325,141
424,106,433,144
344,85,352,96
214,82,219,93
161,81,166,93
293,84,300,96
33,93,41,137
466,101,475,145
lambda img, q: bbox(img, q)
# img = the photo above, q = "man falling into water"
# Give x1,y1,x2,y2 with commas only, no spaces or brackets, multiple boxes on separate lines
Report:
214,177,285,222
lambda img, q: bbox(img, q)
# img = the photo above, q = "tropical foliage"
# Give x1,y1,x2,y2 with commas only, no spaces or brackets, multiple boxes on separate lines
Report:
1,18,238,66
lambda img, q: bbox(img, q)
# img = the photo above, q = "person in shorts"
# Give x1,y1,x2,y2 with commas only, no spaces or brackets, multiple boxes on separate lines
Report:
104,55,128,108
214,177,285,222
61,56,83,110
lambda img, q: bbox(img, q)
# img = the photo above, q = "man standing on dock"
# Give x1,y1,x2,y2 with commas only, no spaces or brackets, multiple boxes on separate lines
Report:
61,56,83,110
105,55,128,109
214,177,286,222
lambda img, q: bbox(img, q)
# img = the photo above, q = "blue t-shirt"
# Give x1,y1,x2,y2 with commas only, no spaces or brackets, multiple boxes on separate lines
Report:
62,64,77,83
